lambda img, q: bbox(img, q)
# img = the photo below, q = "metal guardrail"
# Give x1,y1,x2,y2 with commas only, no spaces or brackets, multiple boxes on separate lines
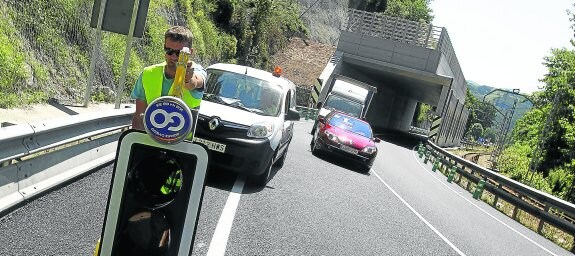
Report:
0,108,133,215
419,141,575,251
295,106,319,120
409,126,429,136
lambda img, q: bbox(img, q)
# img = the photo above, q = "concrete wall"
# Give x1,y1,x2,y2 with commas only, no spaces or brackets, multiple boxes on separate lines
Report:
436,54,466,104
365,87,417,132
337,31,442,74
326,30,469,146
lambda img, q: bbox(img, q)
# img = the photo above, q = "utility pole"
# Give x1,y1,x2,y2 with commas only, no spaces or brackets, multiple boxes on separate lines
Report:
489,99,517,170
528,89,563,184
482,89,532,171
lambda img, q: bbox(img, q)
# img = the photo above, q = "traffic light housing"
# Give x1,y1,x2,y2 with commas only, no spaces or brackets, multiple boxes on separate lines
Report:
97,130,208,256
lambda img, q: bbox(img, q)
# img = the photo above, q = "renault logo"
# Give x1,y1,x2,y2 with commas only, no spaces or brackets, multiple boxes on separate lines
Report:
209,117,220,131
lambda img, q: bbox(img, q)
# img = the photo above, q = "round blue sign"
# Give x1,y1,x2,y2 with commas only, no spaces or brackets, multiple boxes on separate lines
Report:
143,96,193,144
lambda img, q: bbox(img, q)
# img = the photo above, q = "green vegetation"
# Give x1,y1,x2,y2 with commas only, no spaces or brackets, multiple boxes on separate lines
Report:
414,102,433,126
466,81,533,137
0,0,305,108
495,7,575,202
348,0,433,23
384,0,433,22
0,2,46,108
463,87,497,140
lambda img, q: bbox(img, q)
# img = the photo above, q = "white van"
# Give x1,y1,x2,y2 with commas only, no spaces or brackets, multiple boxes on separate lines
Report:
194,63,300,186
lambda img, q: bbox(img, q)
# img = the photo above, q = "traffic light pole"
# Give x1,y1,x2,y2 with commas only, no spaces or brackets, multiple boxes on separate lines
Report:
98,131,208,256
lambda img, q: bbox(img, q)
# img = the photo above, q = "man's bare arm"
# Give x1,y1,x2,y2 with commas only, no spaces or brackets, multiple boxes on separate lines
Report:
184,63,204,90
132,99,148,130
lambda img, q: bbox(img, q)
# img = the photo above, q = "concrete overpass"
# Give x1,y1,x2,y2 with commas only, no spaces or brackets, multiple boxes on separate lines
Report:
314,9,469,147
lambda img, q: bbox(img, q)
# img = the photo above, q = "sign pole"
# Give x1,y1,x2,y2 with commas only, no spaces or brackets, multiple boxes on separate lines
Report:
84,0,108,107
115,0,141,109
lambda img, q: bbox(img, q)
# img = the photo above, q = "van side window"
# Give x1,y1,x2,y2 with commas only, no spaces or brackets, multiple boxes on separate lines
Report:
290,89,296,109
285,91,291,113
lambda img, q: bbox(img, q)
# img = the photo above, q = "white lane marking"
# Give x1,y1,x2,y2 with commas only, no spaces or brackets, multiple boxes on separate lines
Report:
206,176,245,256
411,148,558,256
371,170,466,256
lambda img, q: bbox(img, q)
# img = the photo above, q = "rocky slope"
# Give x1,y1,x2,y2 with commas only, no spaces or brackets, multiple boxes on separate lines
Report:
271,37,336,106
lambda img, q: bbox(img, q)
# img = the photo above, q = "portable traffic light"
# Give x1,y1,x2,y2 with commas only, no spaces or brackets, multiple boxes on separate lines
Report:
96,96,208,256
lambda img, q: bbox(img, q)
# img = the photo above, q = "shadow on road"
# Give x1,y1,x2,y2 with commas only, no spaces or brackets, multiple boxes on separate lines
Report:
203,165,283,194
48,98,79,115
373,128,427,149
310,150,372,176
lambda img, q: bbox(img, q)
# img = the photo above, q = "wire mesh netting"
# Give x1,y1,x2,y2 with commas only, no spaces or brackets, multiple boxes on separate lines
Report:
0,0,187,105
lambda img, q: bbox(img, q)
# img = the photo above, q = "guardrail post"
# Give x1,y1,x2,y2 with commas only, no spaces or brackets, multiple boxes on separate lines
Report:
432,159,439,172
418,146,424,158
537,205,550,234
473,179,486,200
447,165,457,183
304,108,309,120
465,170,474,191
511,197,521,220
456,167,464,183
492,183,501,207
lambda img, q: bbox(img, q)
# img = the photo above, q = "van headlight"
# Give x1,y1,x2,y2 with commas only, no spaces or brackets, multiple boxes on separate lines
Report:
247,122,274,138
362,146,377,154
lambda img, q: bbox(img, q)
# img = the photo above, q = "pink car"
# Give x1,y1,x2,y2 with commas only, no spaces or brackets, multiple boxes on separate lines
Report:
310,111,380,172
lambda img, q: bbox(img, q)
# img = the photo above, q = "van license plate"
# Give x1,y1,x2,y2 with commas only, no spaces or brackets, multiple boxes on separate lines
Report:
193,137,226,153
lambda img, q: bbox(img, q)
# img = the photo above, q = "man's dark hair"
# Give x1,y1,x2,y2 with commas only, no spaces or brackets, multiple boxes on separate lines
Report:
164,26,193,47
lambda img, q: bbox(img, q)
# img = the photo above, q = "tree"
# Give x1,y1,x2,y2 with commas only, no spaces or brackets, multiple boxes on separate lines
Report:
349,0,388,13
384,0,434,23
349,0,434,23
467,123,483,140
413,102,433,126
494,4,575,201
464,87,497,135
484,127,497,142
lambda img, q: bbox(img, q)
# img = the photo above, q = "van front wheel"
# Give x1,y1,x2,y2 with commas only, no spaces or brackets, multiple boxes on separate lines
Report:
252,158,273,187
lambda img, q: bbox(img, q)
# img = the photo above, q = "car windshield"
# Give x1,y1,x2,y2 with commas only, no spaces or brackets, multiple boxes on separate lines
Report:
328,113,372,138
204,69,283,116
324,94,362,118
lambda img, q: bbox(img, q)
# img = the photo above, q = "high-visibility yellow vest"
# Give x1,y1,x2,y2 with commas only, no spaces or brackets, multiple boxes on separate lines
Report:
160,169,182,195
141,62,202,109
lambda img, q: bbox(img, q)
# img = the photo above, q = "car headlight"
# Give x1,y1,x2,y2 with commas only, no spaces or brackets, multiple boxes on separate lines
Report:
247,122,274,138
325,131,339,143
362,146,377,154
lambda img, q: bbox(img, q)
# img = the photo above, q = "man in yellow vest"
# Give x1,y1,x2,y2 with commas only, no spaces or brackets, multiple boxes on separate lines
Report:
130,26,207,130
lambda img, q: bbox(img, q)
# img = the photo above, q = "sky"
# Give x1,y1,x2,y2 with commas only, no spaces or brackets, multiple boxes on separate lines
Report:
429,0,575,94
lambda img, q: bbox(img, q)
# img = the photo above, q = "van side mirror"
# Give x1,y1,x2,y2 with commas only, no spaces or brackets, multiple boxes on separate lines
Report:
316,102,322,109
373,137,381,143
286,108,300,121
318,117,325,124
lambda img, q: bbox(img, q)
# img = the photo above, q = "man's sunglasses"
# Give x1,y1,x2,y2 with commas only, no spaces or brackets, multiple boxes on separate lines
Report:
164,47,181,56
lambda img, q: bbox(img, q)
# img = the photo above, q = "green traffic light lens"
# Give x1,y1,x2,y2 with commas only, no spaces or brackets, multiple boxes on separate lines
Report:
130,155,183,208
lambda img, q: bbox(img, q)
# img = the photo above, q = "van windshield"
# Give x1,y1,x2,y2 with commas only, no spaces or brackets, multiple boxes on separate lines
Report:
204,69,282,116
324,94,363,118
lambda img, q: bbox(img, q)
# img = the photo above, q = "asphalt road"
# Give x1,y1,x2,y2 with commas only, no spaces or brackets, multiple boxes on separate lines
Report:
0,121,571,255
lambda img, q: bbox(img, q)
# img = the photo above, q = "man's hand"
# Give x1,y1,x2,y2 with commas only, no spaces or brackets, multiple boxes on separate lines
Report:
184,62,204,90
132,99,147,130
